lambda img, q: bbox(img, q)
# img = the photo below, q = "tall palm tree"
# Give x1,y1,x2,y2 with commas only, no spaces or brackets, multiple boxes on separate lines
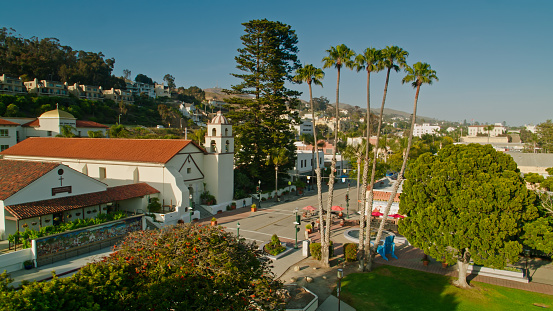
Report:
364,46,408,270
321,44,355,267
267,147,289,202
294,65,324,193
370,62,438,271
354,47,382,271
485,124,495,144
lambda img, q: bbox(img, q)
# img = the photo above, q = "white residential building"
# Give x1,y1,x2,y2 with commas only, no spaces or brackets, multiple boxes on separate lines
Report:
413,123,440,137
468,123,506,137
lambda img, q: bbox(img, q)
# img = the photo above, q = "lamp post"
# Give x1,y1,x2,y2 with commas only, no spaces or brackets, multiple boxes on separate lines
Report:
258,180,261,208
293,207,300,249
237,222,240,238
189,206,193,223
337,268,344,311
288,181,291,196
118,114,122,125
346,183,350,219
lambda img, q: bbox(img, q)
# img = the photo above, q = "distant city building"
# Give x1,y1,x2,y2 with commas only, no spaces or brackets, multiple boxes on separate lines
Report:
468,123,506,137
413,123,440,137
0,74,27,96
293,119,313,138
103,88,134,105
24,79,68,97
154,83,171,98
68,83,104,101
525,124,537,134
0,108,108,150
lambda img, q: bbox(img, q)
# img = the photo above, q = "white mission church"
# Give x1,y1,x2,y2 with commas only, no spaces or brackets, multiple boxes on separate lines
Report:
0,112,234,239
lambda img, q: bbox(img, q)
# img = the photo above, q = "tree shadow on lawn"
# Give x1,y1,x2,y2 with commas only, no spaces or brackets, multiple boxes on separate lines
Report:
339,265,459,311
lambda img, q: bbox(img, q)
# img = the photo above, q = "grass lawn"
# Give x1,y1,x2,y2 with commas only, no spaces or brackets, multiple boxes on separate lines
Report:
340,266,553,311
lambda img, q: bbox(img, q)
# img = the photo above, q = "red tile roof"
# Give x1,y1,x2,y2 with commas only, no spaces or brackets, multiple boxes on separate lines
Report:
0,119,19,126
0,160,60,200
1,137,205,163
5,183,159,219
76,120,108,129
371,191,401,202
22,119,39,127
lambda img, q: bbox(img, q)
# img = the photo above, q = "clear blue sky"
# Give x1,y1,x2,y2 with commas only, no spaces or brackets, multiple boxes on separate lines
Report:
2,0,552,126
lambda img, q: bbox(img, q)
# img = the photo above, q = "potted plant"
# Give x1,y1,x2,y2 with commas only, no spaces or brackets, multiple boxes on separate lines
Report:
305,224,312,234
231,202,237,210
251,203,257,212
23,259,34,270
211,217,217,226
422,254,430,266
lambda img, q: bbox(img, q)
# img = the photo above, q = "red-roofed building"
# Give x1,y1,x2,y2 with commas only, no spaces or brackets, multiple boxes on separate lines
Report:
0,160,159,239
0,108,109,151
1,112,235,224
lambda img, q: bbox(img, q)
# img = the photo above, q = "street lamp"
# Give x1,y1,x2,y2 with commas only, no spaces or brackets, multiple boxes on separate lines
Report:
118,114,122,125
258,180,261,208
346,183,350,219
293,207,299,249
237,222,240,238
337,268,344,311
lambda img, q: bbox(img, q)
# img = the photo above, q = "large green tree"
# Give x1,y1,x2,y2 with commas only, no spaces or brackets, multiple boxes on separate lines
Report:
0,224,284,310
399,144,538,288
536,120,553,153
226,19,301,186
321,44,355,267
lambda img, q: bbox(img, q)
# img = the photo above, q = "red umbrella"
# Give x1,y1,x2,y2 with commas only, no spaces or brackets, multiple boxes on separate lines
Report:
371,208,383,217
390,214,405,219
331,205,344,211
303,206,316,211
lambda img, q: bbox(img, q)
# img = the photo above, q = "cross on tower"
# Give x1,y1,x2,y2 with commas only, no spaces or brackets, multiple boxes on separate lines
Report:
59,175,64,186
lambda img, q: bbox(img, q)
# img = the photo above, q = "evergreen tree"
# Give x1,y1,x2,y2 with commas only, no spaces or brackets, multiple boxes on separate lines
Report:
400,144,538,289
226,19,301,185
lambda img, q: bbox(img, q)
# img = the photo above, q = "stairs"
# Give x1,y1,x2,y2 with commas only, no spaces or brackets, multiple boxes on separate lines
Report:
194,205,212,220
145,216,162,230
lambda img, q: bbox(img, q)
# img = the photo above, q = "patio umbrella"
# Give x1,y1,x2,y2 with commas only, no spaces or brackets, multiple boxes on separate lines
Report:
303,206,316,211
371,208,383,217
331,205,344,211
390,214,405,219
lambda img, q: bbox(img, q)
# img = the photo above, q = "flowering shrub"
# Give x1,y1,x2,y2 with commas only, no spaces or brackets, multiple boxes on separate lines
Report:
1,224,285,310
265,234,285,256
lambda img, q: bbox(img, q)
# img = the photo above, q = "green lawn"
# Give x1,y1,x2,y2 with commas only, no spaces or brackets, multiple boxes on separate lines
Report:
340,266,553,311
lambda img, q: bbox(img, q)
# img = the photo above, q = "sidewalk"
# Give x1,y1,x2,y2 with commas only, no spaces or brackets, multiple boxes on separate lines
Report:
7,246,113,287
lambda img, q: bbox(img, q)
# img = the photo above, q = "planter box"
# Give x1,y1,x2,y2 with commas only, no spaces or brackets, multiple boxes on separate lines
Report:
284,284,318,311
260,241,295,260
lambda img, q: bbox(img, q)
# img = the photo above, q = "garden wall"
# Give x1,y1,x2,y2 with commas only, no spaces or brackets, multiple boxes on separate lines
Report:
0,248,33,273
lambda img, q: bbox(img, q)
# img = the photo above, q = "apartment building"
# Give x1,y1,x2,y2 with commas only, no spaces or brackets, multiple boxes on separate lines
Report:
103,88,134,105
68,83,104,101
0,74,27,96
24,79,68,97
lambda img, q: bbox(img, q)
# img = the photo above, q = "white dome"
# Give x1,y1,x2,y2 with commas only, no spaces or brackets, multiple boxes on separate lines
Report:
210,111,230,125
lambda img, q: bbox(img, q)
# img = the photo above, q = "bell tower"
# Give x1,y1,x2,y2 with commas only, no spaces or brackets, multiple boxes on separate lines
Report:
203,111,234,204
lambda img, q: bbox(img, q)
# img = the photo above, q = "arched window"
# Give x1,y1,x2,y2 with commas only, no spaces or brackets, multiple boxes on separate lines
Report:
212,128,216,136
225,140,230,152
224,128,228,136
211,140,217,152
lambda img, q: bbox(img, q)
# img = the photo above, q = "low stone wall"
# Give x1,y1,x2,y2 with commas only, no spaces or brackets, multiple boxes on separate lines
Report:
467,265,528,283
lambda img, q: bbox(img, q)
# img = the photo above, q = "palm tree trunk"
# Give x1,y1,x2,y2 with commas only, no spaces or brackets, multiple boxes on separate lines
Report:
322,66,341,267
358,69,372,271
369,83,421,270
309,82,326,267
363,67,391,269
309,83,316,191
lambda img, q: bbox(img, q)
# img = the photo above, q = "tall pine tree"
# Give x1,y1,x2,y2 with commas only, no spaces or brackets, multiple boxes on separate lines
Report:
226,19,301,187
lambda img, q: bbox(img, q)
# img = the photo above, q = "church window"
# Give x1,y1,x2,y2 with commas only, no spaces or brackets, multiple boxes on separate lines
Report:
212,128,217,136
225,140,230,152
210,140,217,152
187,168,191,174
225,128,228,136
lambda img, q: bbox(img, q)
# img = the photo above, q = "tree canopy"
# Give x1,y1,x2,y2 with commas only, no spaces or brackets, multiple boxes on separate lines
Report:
0,27,120,89
0,224,284,310
399,144,538,288
135,74,154,85
226,19,300,187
